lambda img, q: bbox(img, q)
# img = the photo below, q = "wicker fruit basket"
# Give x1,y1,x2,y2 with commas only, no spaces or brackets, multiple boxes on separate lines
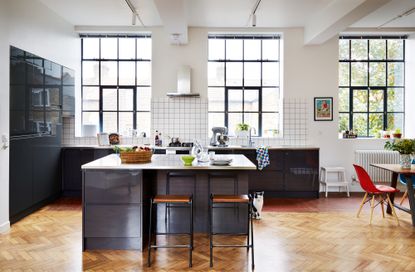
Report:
120,150,152,163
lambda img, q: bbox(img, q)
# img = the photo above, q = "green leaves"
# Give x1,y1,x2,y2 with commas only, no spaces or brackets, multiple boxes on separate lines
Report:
384,139,415,155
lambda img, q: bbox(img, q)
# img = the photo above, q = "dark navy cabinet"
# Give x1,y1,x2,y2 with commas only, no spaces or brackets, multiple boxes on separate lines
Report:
62,148,113,195
9,46,75,223
209,148,320,198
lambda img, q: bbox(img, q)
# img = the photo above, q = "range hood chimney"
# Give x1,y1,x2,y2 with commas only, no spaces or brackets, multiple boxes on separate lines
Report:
167,65,200,97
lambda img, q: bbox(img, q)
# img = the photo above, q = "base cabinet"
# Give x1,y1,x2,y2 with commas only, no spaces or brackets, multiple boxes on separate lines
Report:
211,148,319,198
62,148,113,196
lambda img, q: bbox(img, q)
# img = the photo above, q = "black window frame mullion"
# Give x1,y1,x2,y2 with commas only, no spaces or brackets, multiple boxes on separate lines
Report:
81,35,151,134
340,37,405,137
208,35,280,137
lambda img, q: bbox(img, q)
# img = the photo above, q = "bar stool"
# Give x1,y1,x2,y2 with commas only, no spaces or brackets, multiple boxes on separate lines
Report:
148,195,193,268
209,194,254,269
165,172,196,227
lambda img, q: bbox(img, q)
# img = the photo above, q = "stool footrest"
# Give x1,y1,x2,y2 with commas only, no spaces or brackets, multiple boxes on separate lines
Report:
150,245,191,249
212,232,249,236
212,244,251,248
154,232,192,236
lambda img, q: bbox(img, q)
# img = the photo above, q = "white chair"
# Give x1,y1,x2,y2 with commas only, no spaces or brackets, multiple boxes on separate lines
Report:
320,166,350,198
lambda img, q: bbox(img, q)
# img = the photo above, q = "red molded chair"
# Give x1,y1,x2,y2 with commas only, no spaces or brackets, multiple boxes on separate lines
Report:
353,164,400,225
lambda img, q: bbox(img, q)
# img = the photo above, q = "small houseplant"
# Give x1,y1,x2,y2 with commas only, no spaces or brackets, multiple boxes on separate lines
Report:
392,128,402,139
235,123,250,137
384,139,415,169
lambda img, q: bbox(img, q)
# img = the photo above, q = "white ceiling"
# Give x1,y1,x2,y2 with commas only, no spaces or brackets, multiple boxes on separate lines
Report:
38,0,415,28
40,0,335,28
38,0,415,45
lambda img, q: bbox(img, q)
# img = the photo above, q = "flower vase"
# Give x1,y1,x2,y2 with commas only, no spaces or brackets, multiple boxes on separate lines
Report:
400,154,412,169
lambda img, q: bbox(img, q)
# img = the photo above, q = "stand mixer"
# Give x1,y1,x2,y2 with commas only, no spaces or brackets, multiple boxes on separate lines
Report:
210,127,229,147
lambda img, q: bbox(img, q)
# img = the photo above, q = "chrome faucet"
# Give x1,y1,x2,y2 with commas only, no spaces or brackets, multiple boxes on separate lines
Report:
248,127,256,147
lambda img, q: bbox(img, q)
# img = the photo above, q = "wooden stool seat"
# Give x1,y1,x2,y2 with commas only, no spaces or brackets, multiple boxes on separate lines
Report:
153,195,191,203
212,194,249,203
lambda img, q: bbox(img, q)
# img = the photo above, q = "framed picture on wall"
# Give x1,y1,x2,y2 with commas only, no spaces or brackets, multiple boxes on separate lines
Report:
314,97,333,121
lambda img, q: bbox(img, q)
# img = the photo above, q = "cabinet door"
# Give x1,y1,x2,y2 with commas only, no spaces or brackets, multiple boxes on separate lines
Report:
85,205,141,238
9,139,33,217
84,170,142,204
32,140,61,203
284,150,319,192
63,149,82,191
94,149,113,159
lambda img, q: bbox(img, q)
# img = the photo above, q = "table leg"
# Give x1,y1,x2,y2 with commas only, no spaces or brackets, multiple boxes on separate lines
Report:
387,172,398,214
405,176,415,226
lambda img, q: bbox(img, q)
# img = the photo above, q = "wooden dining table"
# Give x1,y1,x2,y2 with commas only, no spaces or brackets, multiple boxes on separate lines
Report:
371,164,415,226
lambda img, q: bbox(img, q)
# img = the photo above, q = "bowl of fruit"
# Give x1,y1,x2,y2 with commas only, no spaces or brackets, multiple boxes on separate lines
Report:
114,146,153,164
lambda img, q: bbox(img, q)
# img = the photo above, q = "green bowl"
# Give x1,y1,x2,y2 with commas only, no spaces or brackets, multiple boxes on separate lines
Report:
181,155,195,166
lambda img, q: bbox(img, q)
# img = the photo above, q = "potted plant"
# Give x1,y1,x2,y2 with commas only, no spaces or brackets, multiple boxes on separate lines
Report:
235,123,250,138
385,139,415,169
392,128,402,139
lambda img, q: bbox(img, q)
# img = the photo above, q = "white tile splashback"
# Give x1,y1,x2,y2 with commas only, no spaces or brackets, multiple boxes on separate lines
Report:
152,97,209,145
62,97,308,147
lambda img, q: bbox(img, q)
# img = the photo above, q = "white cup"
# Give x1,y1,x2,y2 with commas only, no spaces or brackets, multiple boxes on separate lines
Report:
209,151,215,160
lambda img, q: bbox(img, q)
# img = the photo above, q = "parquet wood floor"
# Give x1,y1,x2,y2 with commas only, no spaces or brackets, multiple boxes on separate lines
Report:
1,196,415,272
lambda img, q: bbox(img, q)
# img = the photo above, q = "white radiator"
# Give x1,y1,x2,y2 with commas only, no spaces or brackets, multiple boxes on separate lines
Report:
354,150,400,183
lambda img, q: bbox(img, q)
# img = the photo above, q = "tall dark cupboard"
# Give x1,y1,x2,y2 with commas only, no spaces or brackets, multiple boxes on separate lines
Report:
9,46,75,223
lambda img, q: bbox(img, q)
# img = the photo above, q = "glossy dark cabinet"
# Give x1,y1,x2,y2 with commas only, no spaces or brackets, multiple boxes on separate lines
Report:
9,133,62,223
62,148,113,195
83,170,145,250
210,148,319,198
9,46,75,223
9,46,75,136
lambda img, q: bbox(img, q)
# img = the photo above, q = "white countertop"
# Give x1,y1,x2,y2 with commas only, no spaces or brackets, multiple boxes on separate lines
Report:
63,144,319,150
82,154,257,170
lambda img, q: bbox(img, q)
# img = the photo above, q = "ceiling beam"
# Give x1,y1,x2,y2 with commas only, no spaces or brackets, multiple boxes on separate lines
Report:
304,0,392,45
153,0,188,44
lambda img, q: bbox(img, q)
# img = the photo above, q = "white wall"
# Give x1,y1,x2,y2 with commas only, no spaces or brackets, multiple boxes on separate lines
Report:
0,0,81,233
150,27,388,189
0,0,11,233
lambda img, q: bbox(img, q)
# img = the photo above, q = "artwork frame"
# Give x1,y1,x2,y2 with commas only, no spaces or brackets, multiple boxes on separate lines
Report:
314,97,333,121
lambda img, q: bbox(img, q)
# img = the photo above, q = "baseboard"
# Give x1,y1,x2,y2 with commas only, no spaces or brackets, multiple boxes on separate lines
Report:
0,220,10,233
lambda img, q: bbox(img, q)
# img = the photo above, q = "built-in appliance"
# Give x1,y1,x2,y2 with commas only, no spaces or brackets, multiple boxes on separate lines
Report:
210,127,229,147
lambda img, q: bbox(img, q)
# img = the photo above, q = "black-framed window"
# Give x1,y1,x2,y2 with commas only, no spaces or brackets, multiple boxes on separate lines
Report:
339,36,405,137
208,34,281,137
81,34,151,135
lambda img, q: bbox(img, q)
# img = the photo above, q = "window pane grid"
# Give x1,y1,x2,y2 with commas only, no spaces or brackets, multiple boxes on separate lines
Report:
338,37,405,137
208,35,280,137
81,36,151,135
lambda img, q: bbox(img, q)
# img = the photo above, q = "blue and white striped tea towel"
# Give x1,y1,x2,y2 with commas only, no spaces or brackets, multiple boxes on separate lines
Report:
256,146,270,170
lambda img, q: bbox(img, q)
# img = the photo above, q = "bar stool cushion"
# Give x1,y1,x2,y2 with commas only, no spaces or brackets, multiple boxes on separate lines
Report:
212,194,249,203
153,195,192,203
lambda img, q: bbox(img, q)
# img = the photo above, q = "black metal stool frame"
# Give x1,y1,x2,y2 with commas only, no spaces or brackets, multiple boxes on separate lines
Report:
165,172,197,229
148,195,194,268
209,194,255,270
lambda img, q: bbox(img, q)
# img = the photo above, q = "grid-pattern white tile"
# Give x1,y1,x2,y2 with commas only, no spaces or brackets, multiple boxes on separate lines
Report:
62,97,308,147
229,98,308,146
152,97,209,145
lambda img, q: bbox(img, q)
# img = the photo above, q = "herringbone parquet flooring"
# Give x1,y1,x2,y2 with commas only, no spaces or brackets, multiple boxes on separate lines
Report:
1,196,415,272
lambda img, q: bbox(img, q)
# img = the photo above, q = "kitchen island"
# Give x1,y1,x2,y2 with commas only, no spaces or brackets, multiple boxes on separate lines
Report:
81,154,256,250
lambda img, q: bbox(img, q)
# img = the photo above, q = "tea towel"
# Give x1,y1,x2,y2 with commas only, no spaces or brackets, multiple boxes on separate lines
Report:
256,146,270,170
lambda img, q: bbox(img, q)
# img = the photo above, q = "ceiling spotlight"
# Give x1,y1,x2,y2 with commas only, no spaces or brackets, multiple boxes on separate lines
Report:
252,14,257,27
132,13,137,25
249,0,261,27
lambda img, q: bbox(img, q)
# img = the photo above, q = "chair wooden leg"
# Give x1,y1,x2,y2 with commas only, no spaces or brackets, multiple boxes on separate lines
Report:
357,192,368,218
380,196,385,218
369,195,375,224
386,194,400,226
400,190,408,206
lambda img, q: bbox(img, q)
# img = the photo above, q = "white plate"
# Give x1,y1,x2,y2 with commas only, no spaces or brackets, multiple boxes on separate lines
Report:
211,159,232,166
